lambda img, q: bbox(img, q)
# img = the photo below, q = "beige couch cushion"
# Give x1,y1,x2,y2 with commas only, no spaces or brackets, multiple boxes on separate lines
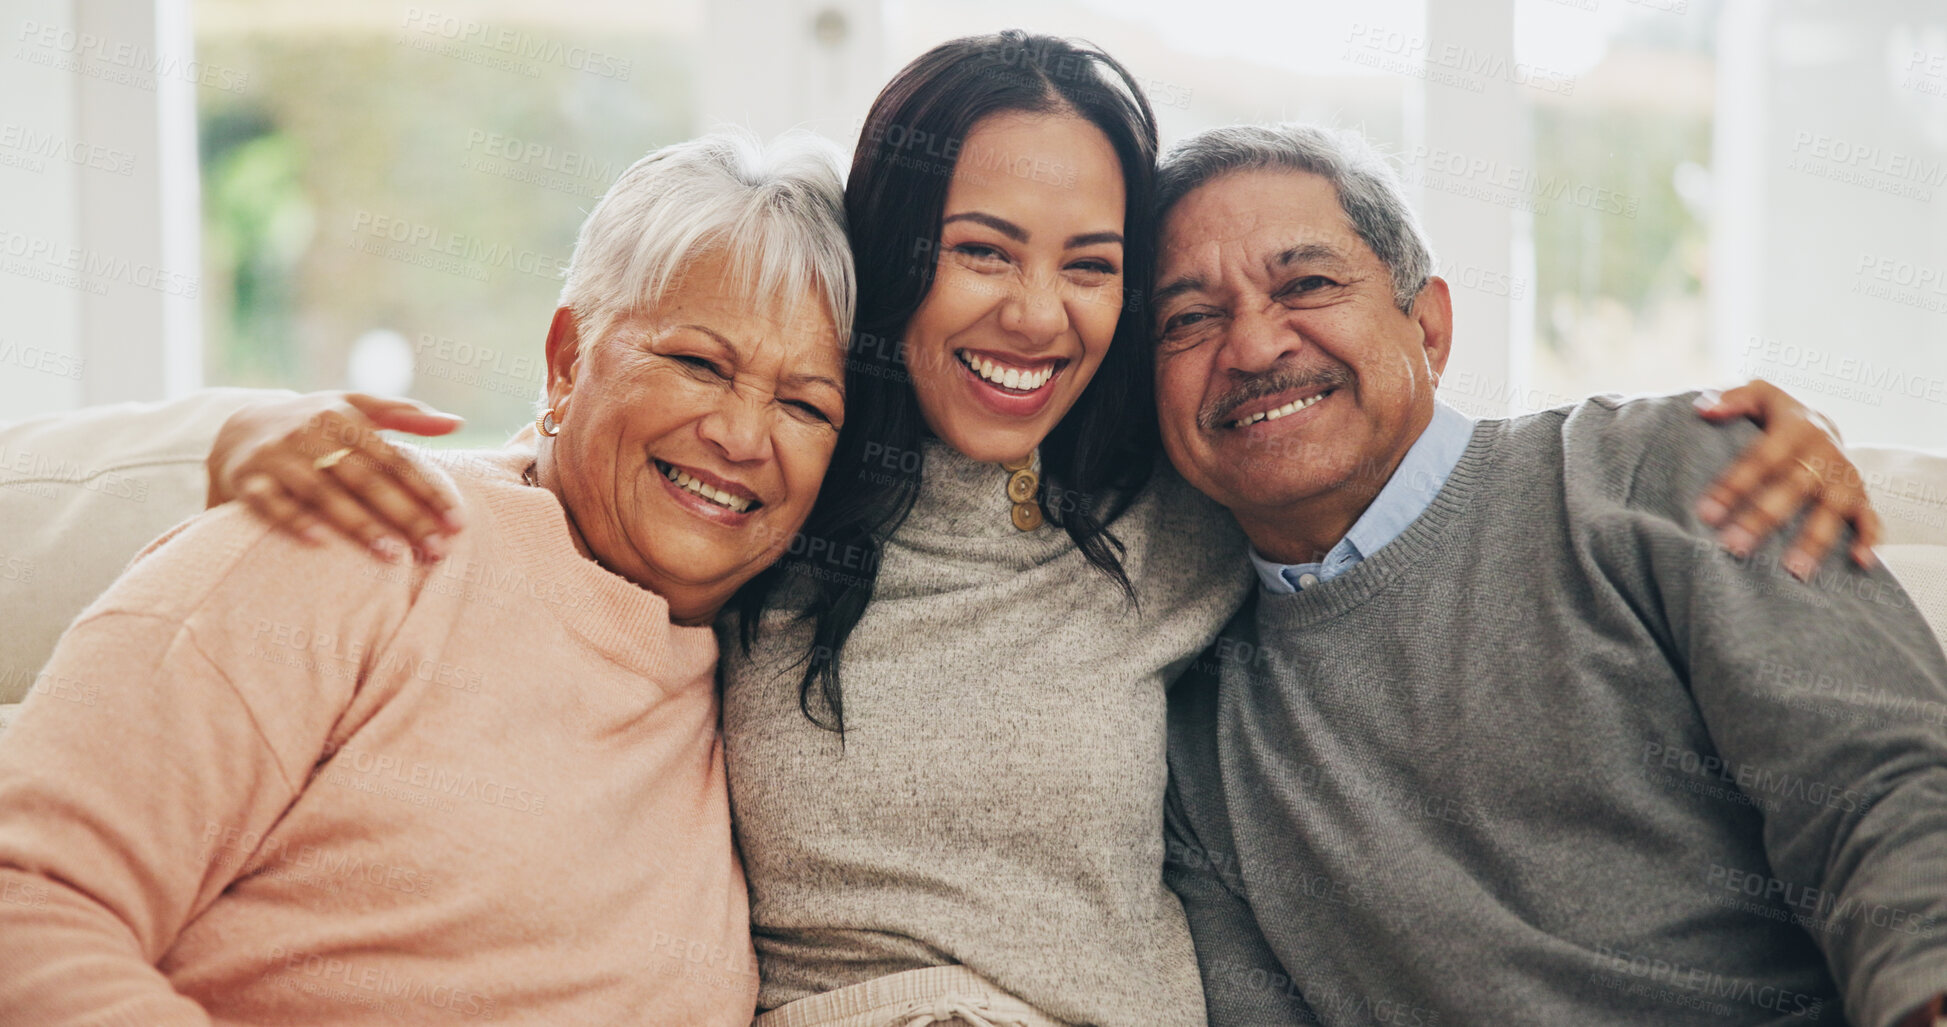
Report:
1850,446,1947,547
0,389,286,706
1850,446,1947,651
0,409,1941,724
1880,546,1947,651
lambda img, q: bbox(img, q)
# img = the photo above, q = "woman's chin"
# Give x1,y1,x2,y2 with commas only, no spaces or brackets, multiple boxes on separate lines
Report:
930,403,1074,463
654,511,802,579
606,484,801,607
624,542,741,613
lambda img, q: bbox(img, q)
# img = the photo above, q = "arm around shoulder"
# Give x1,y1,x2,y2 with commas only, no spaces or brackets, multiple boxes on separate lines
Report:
1574,394,1947,1027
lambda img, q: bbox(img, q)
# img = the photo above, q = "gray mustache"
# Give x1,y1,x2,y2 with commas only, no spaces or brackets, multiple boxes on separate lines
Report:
1200,366,1356,430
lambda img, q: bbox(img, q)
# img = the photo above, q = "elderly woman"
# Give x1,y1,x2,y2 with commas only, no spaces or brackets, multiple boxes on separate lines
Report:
0,130,851,1025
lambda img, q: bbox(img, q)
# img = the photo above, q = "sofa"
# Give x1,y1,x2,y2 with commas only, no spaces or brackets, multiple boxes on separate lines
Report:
1,390,1944,731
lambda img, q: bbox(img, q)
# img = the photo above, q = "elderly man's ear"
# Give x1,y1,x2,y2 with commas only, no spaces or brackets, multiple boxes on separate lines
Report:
1410,276,1455,385
544,306,584,419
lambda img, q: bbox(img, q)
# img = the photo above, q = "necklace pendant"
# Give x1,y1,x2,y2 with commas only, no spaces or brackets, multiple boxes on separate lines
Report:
998,452,1040,530
1005,468,1039,504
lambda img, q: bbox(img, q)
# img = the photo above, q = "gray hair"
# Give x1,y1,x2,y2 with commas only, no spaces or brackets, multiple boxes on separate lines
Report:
1156,123,1434,313
558,128,854,359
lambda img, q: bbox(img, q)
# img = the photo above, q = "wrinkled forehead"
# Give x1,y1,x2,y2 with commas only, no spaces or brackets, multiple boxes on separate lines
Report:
1156,168,1368,284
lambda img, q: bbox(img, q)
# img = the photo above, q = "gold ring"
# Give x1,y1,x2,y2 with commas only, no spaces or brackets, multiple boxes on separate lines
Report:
313,447,354,471
1795,457,1825,494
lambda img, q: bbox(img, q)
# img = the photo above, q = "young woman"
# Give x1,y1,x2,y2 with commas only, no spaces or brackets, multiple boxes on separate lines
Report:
194,33,1880,1026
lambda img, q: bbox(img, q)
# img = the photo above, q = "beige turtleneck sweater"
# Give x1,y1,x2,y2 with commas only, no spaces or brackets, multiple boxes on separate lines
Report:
722,440,1254,1026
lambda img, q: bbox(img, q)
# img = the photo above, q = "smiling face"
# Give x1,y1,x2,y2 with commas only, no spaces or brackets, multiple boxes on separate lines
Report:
540,249,844,623
903,109,1128,463
1152,168,1452,560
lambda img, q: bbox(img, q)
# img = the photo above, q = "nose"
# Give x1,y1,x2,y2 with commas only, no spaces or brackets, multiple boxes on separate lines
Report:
997,271,1069,348
1218,302,1303,377
697,389,775,464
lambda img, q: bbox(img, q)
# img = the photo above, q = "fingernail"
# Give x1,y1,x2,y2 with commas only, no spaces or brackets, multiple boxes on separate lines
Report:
1720,526,1755,558
1783,551,1815,581
370,537,406,563
1692,389,1723,412
1857,546,1879,569
299,524,326,546
440,511,466,532
421,535,448,561
1696,497,1728,526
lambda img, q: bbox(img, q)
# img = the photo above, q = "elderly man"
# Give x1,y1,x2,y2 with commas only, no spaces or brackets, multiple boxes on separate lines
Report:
1154,123,1947,1027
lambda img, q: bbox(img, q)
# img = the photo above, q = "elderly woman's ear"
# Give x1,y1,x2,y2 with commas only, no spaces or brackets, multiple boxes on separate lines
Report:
543,306,584,420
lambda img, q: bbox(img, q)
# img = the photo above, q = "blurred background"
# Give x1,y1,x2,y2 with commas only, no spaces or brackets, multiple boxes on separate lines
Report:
1,0,1941,448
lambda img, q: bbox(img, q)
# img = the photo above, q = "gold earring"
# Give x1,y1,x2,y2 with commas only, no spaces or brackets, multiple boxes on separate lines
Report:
537,408,561,436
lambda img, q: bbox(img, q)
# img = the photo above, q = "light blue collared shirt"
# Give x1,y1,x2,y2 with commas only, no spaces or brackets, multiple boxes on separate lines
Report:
1248,401,1476,594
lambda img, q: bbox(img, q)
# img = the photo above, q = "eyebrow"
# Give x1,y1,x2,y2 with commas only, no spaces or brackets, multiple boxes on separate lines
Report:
1066,230,1124,248
1273,242,1350,271
782,370,844,393
676,324,736,350
1151,275,1206,308
679,324,842,393
1153,240,1354,309
942,212,1124,250
942,212,1027,242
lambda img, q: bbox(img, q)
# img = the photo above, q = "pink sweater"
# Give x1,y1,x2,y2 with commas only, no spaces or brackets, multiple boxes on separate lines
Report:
0,447,756,1025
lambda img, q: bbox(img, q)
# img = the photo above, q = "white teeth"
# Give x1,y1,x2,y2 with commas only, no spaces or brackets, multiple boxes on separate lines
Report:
661,463,751,513
1229,390,1332,429
958,351,1054,392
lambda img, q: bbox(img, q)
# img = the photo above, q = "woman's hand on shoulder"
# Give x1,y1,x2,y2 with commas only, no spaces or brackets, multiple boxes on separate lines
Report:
1691,379,1882,579
207,391,466,562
